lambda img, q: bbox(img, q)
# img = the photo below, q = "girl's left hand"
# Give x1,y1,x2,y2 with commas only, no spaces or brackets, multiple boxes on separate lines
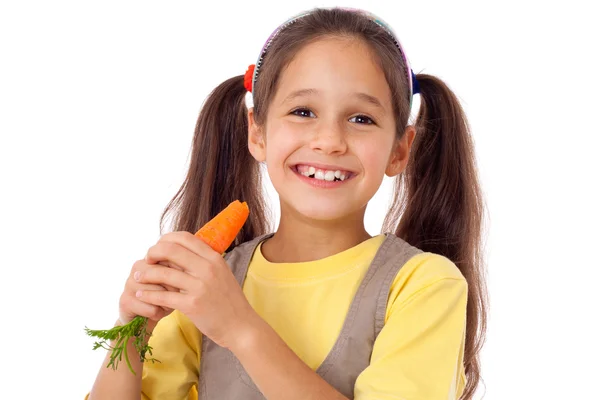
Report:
134,231,260,350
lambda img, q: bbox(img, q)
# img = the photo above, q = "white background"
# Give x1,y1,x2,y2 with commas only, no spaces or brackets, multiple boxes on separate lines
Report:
1,1,598,399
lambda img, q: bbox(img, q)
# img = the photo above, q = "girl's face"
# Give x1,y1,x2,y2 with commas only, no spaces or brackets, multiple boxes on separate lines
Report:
249,37,411,223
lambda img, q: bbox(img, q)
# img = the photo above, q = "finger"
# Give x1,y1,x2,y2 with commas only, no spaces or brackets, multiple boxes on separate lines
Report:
154,231,223,265
139,282,178,293
127,267,169,290
131,260,179,292
136,289,185,310
122,295,169,322
157,262,182,292
157,231,203,255
133,299,169,322
128,281,167,292
157,260,182,271
133,257,183,274
129,283,174,311
135,265,192,292
130,282,177,301
145,241,211,278
161,283,179,293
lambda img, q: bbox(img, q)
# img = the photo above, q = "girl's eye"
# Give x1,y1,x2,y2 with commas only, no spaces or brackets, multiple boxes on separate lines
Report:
290,109,375,125
349,115,375,125
291,108,316,118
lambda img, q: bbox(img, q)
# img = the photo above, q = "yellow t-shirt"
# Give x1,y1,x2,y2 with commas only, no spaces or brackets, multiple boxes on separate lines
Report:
90,234,468,399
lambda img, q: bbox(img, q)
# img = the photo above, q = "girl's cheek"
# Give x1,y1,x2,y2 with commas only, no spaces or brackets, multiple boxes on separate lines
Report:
269,123,306,152
355,140,390,174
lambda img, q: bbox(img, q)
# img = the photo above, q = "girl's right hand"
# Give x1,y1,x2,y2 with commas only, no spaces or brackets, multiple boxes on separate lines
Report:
118,259,175,330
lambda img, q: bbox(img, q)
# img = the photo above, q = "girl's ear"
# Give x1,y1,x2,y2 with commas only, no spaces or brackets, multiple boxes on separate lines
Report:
247,108,266,163
385,126,416,177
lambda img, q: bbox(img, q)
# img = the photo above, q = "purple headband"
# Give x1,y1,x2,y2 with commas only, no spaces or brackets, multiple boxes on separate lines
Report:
248,7,420,109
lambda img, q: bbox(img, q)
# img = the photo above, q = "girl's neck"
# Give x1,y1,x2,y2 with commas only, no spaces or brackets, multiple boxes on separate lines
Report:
261,206,372,263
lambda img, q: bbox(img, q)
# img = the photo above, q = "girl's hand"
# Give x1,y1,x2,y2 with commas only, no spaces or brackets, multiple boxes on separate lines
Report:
133,231,260,350
119,258,175,330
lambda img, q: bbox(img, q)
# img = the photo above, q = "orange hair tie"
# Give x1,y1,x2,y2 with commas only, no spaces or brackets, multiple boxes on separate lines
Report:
244,64,256,93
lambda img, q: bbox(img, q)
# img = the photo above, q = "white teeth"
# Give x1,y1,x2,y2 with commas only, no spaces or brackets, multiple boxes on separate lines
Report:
297,165,351,181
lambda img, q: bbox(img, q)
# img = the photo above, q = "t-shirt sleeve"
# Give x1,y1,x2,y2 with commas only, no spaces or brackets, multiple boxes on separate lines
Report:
141,310,201,399
353,253,468,400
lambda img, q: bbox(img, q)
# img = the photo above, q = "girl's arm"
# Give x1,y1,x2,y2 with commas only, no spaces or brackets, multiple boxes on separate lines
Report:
87,319,150,400
87,257,173,400
231,314,349,400
87,312,200,400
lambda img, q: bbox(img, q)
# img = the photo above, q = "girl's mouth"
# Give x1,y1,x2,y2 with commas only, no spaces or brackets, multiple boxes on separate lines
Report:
292,164,356,187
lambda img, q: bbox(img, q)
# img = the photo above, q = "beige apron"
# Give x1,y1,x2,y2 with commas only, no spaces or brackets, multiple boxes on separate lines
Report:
198,232,423,399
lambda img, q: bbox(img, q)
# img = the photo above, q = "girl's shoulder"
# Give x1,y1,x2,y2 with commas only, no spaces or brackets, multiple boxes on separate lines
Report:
379,233,465,284
400,251,466,285
384,250,468,320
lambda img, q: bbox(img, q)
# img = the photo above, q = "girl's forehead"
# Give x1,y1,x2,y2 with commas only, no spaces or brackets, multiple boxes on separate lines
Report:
274,38,392,105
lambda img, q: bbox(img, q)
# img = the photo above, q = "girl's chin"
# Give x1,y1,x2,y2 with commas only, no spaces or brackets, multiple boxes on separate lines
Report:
288,201,359,222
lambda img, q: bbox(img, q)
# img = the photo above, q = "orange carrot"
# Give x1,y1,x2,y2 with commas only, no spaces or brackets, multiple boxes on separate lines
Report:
194,200,249,254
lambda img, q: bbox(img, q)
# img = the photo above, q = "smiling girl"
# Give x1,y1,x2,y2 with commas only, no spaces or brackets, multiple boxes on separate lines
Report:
88,7,488,400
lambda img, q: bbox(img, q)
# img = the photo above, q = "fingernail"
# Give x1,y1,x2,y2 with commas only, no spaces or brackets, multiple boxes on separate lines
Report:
134,271,141,281
136,290,143,298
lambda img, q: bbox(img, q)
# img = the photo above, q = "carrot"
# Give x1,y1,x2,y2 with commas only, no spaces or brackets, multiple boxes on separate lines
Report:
194,200,249,253
85,200,250,374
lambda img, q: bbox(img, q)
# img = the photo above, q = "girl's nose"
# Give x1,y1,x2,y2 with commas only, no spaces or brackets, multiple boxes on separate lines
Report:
309,121,348,155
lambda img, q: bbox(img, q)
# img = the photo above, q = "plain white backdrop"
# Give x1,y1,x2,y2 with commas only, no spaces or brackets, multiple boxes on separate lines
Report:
1,1,598,398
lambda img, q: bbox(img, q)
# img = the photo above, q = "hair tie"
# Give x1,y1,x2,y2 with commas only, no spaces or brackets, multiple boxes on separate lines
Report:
244,64,256,93
412,70,420,95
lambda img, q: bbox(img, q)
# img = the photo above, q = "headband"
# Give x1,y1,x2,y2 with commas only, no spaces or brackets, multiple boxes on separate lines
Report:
243,7,420,110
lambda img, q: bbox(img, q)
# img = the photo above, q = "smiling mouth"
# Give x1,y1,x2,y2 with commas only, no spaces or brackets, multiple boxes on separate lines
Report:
293,164,355,182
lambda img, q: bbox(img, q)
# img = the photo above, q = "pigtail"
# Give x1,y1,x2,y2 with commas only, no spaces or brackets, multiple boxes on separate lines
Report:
383,73,488,400
159,75,269,251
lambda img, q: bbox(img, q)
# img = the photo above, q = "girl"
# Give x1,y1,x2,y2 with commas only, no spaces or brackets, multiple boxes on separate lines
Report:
88,7,488,400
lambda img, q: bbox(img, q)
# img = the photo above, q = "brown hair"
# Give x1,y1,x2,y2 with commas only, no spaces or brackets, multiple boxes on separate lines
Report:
159,7,488,399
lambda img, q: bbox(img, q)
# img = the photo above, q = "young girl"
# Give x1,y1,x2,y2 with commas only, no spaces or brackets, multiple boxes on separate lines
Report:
88,7,487,400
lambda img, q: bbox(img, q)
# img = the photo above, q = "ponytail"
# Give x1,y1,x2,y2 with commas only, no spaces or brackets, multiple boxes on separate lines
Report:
159,75,269,251
383,73,489,399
